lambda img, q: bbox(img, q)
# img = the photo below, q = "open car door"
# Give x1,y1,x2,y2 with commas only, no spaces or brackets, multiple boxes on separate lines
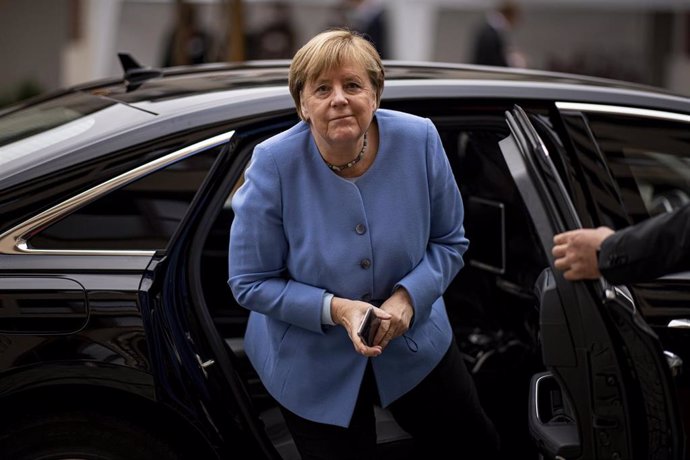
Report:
499,105,685,459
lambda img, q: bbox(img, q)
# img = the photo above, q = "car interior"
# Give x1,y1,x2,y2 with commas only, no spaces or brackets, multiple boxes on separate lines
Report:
198,107,551,458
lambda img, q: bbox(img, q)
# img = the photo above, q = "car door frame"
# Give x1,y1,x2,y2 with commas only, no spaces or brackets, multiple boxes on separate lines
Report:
145,112,303,460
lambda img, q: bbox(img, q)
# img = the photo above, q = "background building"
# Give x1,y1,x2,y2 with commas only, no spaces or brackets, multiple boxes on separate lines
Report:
1,0,689,108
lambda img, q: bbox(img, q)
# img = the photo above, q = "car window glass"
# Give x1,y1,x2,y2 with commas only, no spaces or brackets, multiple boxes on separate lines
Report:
586,113,690,224
0,93,154,184
28,144,221,251
0,93,114,149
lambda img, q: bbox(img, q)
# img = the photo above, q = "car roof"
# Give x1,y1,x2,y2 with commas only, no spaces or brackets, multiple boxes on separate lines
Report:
1,59,689,190
7,58,688,123
79,59,670,100
69,59,690,119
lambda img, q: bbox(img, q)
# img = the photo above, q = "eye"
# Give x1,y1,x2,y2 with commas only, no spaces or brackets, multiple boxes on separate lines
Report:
314,85,330,96
345,82,363,93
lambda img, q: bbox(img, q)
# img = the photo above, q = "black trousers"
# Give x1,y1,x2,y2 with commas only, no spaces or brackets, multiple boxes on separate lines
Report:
279,338,500,460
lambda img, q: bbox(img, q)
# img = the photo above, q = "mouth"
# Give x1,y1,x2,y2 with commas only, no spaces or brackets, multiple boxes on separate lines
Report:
331,114,354,121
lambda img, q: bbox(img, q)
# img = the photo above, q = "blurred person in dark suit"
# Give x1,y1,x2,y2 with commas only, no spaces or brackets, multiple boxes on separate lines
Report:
246,2,295,60
345,0,389,59
162,1,213,67
471,1,525,68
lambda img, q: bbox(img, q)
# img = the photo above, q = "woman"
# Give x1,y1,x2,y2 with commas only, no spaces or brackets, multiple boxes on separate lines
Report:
228,29,499,459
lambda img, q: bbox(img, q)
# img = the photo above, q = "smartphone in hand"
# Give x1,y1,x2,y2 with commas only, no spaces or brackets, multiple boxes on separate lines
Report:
357,306,381,347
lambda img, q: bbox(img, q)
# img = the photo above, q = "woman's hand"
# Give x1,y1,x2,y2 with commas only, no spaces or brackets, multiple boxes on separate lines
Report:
331,298,392,357
375,288,413,349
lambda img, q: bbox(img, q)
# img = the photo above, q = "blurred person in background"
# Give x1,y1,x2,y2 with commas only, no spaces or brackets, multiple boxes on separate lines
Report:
344,0,389,59
471,0,526,68
162,1,214,67
246,2,295,60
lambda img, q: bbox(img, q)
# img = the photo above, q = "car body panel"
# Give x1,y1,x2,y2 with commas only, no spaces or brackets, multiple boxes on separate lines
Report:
0,276,88,333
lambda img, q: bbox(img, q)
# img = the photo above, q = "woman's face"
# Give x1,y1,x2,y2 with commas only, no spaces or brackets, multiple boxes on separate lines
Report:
300,61,377,149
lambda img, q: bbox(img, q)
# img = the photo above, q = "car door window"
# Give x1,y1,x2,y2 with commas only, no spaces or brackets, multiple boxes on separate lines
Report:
583,112,690,225
29,144,221,251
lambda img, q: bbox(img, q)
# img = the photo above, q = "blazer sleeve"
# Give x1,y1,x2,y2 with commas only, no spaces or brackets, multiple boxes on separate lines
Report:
227,146,327,333
599,202,690,285
395,119,469,319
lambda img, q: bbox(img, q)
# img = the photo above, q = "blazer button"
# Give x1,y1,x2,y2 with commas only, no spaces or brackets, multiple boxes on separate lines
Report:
355,223,367,235
360,258,371,269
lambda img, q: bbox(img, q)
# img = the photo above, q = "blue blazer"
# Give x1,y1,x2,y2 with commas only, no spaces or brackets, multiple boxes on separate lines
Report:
228,109,468,427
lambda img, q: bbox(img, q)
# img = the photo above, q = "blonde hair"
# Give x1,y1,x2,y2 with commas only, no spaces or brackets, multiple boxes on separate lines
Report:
289,29,385,121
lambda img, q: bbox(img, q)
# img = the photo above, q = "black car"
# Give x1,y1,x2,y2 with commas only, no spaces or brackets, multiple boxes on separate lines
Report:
0,55,688,460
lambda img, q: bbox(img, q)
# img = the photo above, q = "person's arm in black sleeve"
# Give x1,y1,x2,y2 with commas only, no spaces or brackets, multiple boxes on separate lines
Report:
599,203,690,285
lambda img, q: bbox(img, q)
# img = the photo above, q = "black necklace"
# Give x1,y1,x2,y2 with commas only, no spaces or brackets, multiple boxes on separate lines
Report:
324,132,367,172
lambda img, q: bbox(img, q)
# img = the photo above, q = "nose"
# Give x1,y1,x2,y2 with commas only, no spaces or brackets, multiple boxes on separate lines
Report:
330,85,348,106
